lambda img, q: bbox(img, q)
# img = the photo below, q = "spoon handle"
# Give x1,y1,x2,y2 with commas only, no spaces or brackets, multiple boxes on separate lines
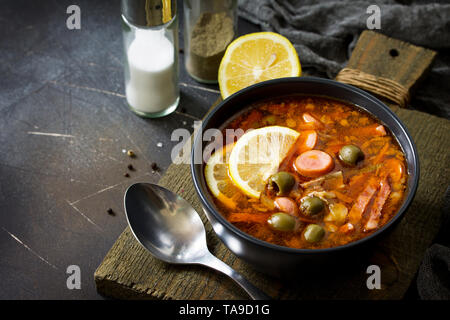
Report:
198,253,271,300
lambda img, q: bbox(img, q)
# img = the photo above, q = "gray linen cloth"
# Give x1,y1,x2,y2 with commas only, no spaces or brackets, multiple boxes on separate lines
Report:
238,0,450,300
238,0,450,118
417,188,450,300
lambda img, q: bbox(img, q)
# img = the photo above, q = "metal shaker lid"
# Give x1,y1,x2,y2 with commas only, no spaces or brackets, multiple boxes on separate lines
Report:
121,0,176,27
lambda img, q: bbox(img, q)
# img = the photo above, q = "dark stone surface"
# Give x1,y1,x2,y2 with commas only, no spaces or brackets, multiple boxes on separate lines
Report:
0,0,258,299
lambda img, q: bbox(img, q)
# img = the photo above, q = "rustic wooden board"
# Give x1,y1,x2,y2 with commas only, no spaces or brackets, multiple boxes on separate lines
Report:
94,32,447,299
346,31,436,103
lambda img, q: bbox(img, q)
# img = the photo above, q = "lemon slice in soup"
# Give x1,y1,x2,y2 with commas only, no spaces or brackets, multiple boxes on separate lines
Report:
205,143,242,209
228,126,300,198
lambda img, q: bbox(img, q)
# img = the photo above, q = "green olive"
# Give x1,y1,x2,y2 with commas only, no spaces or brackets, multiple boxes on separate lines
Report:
303,224,325,243
269,171,295,196
300,196,325,216
262,115,277,125
339,145,364,166
267,213,296,231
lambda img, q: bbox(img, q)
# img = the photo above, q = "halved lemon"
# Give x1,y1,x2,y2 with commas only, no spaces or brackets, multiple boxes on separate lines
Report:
218,32,301,99
205,143,241,209
228,126,300,198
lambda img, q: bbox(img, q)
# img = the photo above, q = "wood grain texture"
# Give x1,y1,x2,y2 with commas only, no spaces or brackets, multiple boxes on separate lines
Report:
94,32,448,300
346,31,436,105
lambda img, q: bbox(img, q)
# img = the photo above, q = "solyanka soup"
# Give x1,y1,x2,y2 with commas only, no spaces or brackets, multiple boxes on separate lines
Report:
204,96,408,249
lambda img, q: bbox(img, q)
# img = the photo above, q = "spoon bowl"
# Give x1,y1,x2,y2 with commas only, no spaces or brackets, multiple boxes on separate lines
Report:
124,183,270,300
124,183,207,264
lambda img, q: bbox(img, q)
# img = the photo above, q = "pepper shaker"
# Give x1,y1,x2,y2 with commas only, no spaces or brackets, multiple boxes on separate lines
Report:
183,0,238,84
122,0,179,118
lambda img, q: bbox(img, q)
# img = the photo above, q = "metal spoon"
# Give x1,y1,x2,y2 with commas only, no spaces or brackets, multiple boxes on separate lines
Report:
124,183,270,300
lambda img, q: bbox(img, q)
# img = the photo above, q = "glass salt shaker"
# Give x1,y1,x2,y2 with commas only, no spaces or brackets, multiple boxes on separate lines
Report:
183,0,238,84
122,0,179,118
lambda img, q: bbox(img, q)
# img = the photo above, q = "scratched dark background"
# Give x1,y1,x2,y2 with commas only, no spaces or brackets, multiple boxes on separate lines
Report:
0,0,258,299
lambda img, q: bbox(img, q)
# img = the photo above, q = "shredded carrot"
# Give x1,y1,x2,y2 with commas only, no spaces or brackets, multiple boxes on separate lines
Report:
349,124,387,137
361,136,390,149
227,213,270,224
217,194,237,210
373,143,390,164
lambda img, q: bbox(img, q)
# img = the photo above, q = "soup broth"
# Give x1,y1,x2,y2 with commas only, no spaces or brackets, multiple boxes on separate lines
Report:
206,96,407,249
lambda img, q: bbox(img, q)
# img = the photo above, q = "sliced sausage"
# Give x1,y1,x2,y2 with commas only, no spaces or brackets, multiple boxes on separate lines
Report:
274,197,299,216
294,150,335,178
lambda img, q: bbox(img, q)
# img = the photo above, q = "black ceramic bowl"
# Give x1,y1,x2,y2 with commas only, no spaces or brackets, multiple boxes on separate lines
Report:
191,77,419,277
